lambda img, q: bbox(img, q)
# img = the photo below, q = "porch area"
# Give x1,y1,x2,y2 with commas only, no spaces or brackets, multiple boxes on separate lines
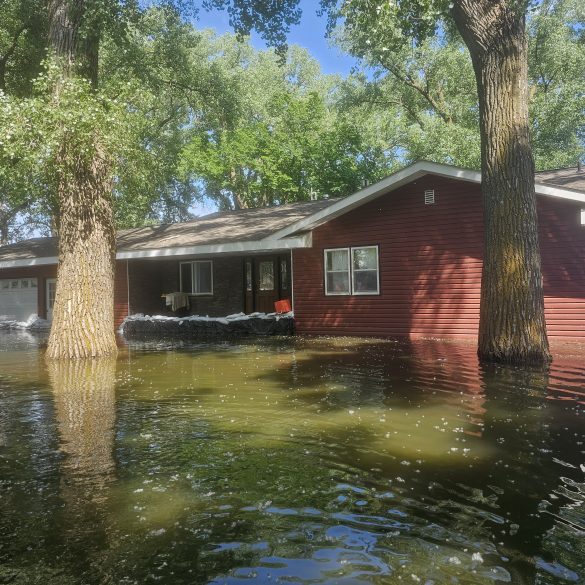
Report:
126,252,292,321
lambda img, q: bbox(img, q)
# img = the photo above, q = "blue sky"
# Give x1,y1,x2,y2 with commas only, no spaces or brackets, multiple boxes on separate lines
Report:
195,0,357,76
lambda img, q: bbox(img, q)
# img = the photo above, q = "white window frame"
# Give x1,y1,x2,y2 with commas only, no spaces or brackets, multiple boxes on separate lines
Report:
324,247,351,296
351,245,380,296
179,260,214,295
324,246,380,296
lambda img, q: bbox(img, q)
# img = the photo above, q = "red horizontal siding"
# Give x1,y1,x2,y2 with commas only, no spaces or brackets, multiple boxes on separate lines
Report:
293,175,585,341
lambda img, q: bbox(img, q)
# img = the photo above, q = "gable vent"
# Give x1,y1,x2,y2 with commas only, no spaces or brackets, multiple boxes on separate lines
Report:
424,190,435,205
581,209,585,225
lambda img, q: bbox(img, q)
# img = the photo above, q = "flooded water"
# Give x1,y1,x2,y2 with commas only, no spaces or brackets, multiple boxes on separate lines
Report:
0,332,584,585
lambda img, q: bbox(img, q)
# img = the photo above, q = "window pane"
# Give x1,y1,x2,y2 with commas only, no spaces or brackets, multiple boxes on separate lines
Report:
195,262,212,294
327,272,350,294
259,261,274,291
353,247,377,270
245,261,253,292
326,249,349,272
353,270,378,293
280,259,288,290
180,263,193,293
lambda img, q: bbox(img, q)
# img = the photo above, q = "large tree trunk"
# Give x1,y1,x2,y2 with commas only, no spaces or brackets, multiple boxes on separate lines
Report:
452,1,551,365
46,0,117,359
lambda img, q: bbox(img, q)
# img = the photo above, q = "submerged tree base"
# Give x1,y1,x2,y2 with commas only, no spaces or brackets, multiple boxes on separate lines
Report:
477,342,552,367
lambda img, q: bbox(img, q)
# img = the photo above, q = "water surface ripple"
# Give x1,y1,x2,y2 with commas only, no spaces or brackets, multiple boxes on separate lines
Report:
0,333,584,584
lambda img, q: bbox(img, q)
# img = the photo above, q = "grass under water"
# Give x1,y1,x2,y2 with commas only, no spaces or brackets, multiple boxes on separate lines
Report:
0,332,584,584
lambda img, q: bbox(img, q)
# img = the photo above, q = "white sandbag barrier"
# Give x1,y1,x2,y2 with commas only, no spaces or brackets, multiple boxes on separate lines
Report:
119,312,295,340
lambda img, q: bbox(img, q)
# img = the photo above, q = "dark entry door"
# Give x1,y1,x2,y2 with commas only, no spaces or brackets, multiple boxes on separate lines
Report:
254,256,278,313
244,255,291,314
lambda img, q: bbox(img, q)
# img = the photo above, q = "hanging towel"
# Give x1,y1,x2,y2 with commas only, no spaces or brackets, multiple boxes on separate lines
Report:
165,292,190,312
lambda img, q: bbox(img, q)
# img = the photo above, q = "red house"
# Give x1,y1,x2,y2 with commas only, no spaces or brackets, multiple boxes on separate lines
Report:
1,161,584,341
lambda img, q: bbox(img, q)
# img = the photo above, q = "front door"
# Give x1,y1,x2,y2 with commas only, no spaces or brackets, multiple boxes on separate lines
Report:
46,278,57,320
254,257,278,314
244,255,291,314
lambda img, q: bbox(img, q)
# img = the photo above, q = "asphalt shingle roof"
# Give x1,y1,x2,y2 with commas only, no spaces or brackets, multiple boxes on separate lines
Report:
535,166,585,193
0,198,337,262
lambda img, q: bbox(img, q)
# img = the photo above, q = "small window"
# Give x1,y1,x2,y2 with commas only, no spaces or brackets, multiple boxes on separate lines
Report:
21,279,29,289
180,261,213,295
1,280,9,290
11,280,18,289
325,246,379,296
324,248,350,295
581,209,585,225
352,246,379,294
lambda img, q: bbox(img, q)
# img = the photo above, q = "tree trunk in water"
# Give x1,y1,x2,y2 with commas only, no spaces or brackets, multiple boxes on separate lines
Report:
453,1,551,365
46,0,117,359
46,143,117,359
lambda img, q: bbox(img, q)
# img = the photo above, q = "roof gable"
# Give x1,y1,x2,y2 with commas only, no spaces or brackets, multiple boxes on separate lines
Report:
272,161,585,240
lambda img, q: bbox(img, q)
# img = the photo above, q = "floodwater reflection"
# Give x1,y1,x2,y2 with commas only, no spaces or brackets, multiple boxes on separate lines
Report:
48,358,117,492
0,334,583,584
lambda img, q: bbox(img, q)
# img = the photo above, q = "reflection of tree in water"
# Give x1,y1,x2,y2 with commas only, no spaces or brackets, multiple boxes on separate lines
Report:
48,357,117,581
476,363,585,583
539,475,585,581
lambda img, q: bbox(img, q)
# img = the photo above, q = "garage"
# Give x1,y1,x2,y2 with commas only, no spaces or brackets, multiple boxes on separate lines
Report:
0,278,39,322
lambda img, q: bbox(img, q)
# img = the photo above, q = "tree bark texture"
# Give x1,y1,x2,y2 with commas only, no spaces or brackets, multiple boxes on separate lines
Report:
452,0,551,364
46,0,117,359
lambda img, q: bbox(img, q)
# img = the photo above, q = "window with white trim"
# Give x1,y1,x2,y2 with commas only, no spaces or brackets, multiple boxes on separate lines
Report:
324,246,379,296
180,260,213,295
324,248,350,295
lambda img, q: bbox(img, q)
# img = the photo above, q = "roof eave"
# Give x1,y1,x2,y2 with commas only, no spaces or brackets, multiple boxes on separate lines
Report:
0,233,312,269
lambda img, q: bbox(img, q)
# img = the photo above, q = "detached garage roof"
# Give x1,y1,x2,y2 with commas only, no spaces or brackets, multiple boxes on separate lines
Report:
1,161,584,269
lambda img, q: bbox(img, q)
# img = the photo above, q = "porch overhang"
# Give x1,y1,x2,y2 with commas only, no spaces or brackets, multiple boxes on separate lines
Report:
116,233,312,260
0,233,313,269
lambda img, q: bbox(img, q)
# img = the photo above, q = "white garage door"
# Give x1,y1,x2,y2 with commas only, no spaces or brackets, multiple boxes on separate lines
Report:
0,278,38,322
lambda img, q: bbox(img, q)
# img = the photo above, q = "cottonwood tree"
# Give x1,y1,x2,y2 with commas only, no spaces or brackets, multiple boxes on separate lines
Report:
321,0,570,364
180,40,393,209
334,0,583,171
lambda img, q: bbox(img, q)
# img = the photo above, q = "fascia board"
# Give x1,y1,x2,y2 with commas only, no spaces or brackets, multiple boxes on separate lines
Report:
535,183,585,202
115,233,312,260
0,234,312,269
0,256,59,269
